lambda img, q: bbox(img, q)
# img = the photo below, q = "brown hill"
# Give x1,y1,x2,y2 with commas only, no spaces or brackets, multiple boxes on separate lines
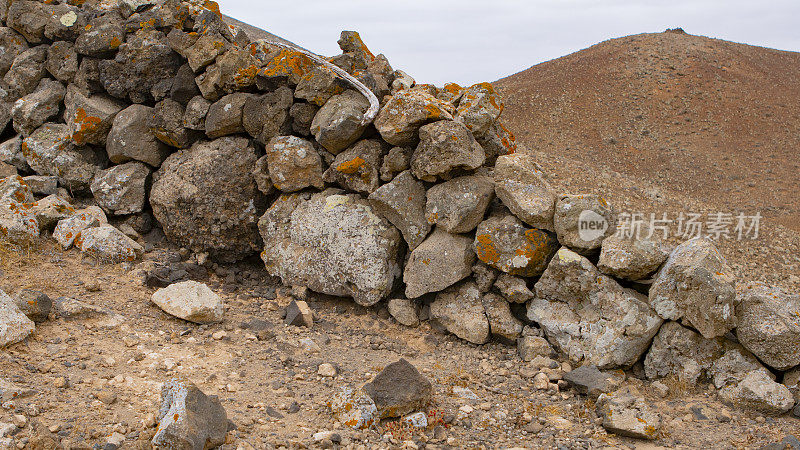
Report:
495,30,800,232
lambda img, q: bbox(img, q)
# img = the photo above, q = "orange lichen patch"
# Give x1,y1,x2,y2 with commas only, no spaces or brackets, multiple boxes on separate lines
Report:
475,234,499,264
152,130,182,148
203,0,222,17
84,24,92,31
342,31,375,62
109,36,122,49
423,104,444,119
259,48,314,82
442,82,462,95
498,122,517,154
139,18,158,29
233,65,258,87
71,108,103,145
336,157,366,175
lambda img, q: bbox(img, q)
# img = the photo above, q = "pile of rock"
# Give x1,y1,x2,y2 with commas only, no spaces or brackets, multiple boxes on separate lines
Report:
0,0,797,428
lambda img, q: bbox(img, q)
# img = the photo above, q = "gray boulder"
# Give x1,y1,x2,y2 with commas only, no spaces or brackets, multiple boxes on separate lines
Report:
3,45,47,100
0,174,33,203
11,78,65,136
150,98,198,149
258,190,402,306
0,135,27,172
374,88,454,146
28,194,74,231
22,175,57,196
183,95,211,131
473,211,558,277
311,89,369,153
717,371,794,416
13,289,51,323
74,12,125,57
22,123,104,191
553,193,616,253
265,135,324,193
403,228,475,299
735,283,800,370
649,237,736,338
76,225,144,263
205,92,255,139
598,227,669,281
595,387,661,440
0,200,38,244
387,298,419,327
363,359,432,419
494,153,556,231
643,321,725,384
242,86,292,144
494,273,534,303
528,248,663,369
150,137,264,263
90,162,151,215
425,174,494,234
430,281,490,344
379,146,411,182
52,206,107,249
0,289,35,347
563,365,626,400
152,379,229,449
45,41,79,83
482,292,523,343
151,281,223,324
410,120,485,182
107,104,171,167
0,27,28,77
368,170,429,250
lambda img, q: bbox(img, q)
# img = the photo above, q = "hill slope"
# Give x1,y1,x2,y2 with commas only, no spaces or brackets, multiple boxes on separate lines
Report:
495,30,800,231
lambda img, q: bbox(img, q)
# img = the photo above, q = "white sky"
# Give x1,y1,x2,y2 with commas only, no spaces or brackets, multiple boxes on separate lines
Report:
220,0,800,86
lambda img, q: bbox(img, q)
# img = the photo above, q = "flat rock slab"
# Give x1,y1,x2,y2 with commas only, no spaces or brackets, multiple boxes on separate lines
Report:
151,281,223,324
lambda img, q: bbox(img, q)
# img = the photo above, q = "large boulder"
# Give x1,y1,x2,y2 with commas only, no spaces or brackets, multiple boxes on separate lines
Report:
649,237,736,338
528,248,663,369
258,190,402,306
74,12,125,57
454,82,503,136
151,281,223,324
493,153,556,231
311,89,370,153
410,120,485,182
242,86,292,144
45,41,79,83
595,387,661,440
553,194,616,253
204,92,254,139
374,88,454,146
482,292,523,343
367,170,429,250
362,359,432,419
425,174,494,234
22,123,104,191
0,27,28,77
152,379,229,449
150,137,264,263
430,281,490,344
717,371,794,416
403,228,475,299
643,321,725,384
52,206,106,249
735,283,800,371
3,45,47,100
106,104,171,167
264,135,324,193
28,194,74,231
90,162,151,215
150,98,199,149
473,211,558,277
98,29,182,103
0,289,35,347
75,225,144,262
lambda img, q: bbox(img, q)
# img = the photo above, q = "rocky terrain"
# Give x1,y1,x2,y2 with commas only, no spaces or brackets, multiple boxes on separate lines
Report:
0,1,797,449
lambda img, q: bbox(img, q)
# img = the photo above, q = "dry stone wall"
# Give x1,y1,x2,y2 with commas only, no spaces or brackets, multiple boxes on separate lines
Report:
0,0,798,420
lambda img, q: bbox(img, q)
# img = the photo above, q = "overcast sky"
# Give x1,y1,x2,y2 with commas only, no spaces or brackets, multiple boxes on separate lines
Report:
220,0,800,86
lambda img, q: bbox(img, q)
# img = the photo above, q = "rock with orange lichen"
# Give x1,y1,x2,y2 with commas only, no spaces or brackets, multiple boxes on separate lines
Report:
473,210,558,277
0,136,27,172
425,174,494,234
182,30,229,72
74,12,125,57
494,153,556,231
258,190,402,306
150,137,264,263
75,224,144,262
374,88,454,146
0,174,33,204
0,200,39,245
362,358,432,419
595,387,661,440
64,85,126,146
311,89,370,154
528,248,663,369
410,120,485,182
98,29,183,104
430,280,490,345
330,385,378,430
649,237,736,339
0,27,29,77
196,46,263,101
265,135,324,193
149,99,200,149
437,82,464,105
404,228,474,299
11,79,65,137
368,170,429,250
554,193,616,254
45,41,79,84
3,45,47,100
475,119,518,164
53,205,107,249
455,82,503,136
28,194,74,231
152,378,229,449
323,139,382,194
107,104,172,166
22,122,105,191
